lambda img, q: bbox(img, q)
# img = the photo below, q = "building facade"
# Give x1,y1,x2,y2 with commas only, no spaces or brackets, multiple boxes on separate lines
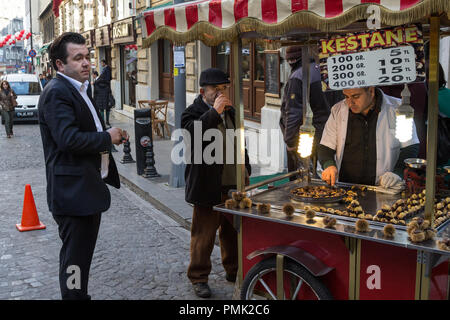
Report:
0,18,27,74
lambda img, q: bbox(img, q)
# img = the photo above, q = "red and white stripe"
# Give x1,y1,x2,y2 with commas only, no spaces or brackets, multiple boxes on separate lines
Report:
142,0,423,38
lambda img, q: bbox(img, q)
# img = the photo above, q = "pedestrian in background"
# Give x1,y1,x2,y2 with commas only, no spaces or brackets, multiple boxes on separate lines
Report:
98,59,112,127
0,80,17,138
181,68,252,298
39,74,48,88
93,67,112,128
279,45,331,180
39,32,127,300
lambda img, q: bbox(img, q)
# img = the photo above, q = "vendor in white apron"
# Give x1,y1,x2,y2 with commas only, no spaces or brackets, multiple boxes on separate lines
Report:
318,86,420,188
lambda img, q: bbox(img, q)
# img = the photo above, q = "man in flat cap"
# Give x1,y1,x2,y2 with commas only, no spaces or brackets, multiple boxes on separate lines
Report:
280,45,331,179
181,68,251,298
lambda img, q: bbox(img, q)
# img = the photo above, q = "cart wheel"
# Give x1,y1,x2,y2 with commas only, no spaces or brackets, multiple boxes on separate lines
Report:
241,257,333,300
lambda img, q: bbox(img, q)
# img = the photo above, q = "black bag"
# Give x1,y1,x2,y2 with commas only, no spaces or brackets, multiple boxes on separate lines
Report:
108,91,115,108
437,115,450,166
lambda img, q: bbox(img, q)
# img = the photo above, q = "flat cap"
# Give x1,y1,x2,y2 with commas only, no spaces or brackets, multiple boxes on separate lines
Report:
199,68,230,87
285,45,302,61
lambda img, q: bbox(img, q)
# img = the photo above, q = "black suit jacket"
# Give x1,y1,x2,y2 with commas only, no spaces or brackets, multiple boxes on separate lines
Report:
38,74,120,216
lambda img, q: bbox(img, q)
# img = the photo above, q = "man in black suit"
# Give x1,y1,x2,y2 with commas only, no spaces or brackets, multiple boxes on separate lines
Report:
38,32,128,300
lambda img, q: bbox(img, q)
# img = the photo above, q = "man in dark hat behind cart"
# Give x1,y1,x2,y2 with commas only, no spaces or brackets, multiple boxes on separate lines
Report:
181,68,251,298
280,45,332,179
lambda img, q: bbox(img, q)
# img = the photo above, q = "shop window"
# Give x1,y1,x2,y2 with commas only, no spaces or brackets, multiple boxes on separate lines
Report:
83,0,95,31
121,45,138,107
73,0,81,33
97,0,112,26
117,0,134,20
158,39,173,100
215,42,230,76
212,41,265,121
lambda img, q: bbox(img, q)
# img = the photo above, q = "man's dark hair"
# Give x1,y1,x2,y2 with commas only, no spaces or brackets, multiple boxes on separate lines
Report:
101,59,107,64
49,32,86,71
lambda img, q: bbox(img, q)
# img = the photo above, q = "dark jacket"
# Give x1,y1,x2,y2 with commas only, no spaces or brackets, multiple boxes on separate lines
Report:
279,61,331,148
181,95,251,207
38,74,120,216
94,65,112,111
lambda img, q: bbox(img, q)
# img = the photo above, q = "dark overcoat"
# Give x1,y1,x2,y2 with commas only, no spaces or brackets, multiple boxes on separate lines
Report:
181,95,251,207
94,65,112,111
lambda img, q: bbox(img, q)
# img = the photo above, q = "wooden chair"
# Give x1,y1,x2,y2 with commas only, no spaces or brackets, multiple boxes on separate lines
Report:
137,100,155,109
136,99,170,138
152,100,170,138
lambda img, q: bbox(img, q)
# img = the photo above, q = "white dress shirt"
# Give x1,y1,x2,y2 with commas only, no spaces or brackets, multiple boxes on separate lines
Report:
58,72,109,178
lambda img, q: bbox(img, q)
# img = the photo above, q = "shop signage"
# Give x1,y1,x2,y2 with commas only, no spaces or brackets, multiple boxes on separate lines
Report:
319,24,425,91
112,18,135,44
95,25,111,47
82,30,95,48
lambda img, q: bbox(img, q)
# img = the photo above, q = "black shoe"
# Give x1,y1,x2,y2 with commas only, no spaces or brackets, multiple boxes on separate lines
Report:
193,282,211,298
225,273,237,283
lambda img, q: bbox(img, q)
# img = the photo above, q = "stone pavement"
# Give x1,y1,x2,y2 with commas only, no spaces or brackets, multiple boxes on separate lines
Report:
0,123,235,300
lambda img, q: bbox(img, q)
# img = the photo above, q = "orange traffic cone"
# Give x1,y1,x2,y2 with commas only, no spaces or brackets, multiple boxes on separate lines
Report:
16,184,46,232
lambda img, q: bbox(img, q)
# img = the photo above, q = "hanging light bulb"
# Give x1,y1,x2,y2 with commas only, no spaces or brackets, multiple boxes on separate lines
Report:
297,109,315,158
395,84,414,143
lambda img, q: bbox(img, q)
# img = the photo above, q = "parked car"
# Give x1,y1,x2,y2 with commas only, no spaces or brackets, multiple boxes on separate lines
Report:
1,73,42,123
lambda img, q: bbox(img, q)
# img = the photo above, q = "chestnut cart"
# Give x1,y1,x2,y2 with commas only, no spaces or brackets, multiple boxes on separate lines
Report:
139,0,450,299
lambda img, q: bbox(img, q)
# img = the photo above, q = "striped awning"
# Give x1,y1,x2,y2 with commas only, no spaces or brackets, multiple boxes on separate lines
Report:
141,0,449,47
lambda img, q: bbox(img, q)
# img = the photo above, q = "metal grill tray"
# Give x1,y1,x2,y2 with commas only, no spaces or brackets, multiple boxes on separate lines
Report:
289,186,346,203
249,179,449,231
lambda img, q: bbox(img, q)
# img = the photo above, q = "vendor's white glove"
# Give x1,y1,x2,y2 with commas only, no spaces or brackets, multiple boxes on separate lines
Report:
379,172,402,188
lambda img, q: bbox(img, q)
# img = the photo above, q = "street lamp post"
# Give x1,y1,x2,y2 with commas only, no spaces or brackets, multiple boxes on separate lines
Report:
28,0,34,74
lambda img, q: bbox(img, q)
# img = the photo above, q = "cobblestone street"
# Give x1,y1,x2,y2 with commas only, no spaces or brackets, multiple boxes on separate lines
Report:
0,124,235,300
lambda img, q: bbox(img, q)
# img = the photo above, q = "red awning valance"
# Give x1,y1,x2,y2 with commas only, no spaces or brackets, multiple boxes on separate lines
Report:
140,0,449,47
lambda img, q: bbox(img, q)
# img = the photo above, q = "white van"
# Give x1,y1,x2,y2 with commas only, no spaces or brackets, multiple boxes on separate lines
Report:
1,73,42,122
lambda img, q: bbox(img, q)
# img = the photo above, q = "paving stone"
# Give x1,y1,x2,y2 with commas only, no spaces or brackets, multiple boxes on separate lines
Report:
0,124,235,300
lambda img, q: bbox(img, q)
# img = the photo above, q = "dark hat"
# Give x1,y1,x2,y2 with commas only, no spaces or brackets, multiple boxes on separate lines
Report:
199,68,230,87
285,45,302,61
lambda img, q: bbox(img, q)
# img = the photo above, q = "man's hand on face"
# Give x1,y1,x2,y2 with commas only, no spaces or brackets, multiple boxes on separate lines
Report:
107,127,126,145
213,93,232,115
322,165,338,186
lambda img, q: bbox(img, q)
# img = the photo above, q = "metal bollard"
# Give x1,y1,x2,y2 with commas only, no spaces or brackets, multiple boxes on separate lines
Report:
120,139,135,164
134,108,159,178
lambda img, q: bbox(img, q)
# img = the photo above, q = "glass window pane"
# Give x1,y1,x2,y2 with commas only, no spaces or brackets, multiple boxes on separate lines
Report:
242,45,251,79
65,2,71,31
215,42,230,76
97,0,112,27
123,45,137,107
163,40,171,73
254,44,265,81
84,0,94,31
73,0,81,33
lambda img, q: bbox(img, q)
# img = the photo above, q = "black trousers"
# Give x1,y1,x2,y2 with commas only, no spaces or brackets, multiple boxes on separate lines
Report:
52,213,102,300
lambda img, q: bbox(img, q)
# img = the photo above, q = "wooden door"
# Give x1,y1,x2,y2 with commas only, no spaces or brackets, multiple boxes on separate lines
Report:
159,39,174,101
253,43,266,120
212,41,265,121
